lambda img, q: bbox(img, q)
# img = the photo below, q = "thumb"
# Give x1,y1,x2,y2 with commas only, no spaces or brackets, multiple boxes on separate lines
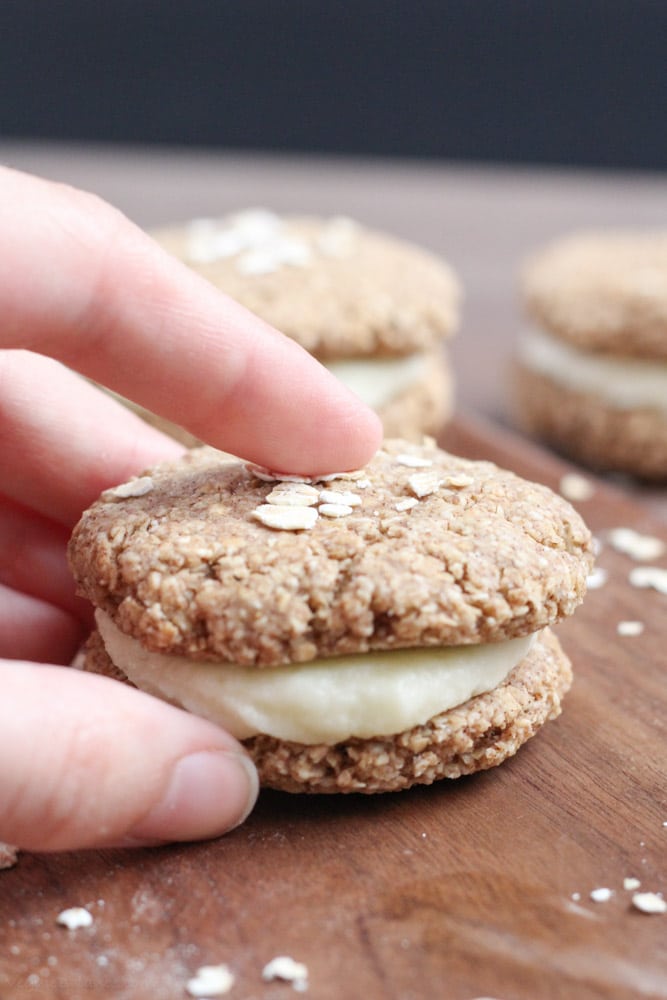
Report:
0,661,258,852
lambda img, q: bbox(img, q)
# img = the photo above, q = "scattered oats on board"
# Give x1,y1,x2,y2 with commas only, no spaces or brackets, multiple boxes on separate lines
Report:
589,888,613,903
56,907,93,930
607,528,665,561
252,504,319,531
103,476,154,500
262,956,309,991
629,566,667,595
0,842,18,870
624,877,641,891
631,892,667,915
559,473,595,502
617,620,644,637
586,567,608,590
186,964,235,997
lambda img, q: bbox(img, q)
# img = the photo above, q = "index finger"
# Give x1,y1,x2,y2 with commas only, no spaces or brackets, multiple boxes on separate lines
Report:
0,166,382,474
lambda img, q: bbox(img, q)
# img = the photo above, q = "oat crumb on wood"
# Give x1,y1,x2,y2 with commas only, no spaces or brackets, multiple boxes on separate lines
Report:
56,907,93,929
186,964,235,997
631,892,666,914
0,842,18,869
262,955,309,990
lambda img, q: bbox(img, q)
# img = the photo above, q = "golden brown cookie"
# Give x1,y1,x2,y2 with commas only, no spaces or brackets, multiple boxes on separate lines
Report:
68,438,592,793
140,211,461,441
515,230,667,478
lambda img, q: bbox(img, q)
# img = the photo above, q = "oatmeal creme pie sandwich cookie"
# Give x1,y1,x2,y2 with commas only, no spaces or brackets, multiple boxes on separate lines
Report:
515,230,667,478
135,211,460,443
69,439,592,794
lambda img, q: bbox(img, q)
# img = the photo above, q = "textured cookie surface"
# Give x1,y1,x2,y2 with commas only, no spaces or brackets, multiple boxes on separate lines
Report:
152,212,461,359
515,364,667,479
68,440,593,664
81,627,571,794
522,231,667,359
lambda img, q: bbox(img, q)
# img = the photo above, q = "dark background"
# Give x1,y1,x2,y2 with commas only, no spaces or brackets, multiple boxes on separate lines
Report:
1,0,666,170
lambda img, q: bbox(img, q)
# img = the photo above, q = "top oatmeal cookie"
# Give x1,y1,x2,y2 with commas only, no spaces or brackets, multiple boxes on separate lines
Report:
68,440,593,666
152,211,461,359
522,230,667,359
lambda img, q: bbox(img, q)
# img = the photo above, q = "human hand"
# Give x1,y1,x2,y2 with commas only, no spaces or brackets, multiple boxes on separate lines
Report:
0,166,382,851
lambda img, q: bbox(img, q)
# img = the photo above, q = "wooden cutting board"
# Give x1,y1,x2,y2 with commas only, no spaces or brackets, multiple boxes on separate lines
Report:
2,414,666,1000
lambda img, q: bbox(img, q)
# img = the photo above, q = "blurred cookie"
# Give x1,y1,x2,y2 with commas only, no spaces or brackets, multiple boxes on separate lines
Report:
69,438,592,794
145,211,460,442
515,231,667,478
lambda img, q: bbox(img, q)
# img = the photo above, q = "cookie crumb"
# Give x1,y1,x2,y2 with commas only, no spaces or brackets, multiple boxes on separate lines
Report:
0,842,18,870
624,877,641,891
608,527,665,561
356,478,371,489
252,505,318,531
590,887,613,903
631,892,666,914
104,476,154,500
586,567,608,590
408,470,443,498
319,503,354,518
186,964,235,997
395,498,419,512
629,566,667,594
559,473,595,502
56,907,93,930
617,620,644,637
262,956,309,990
395,453,433,468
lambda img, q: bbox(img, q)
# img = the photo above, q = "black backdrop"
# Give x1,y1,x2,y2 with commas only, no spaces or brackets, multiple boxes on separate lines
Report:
2,0,666,170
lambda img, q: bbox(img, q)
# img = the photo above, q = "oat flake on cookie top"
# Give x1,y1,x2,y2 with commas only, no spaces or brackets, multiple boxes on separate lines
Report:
68,439,593,666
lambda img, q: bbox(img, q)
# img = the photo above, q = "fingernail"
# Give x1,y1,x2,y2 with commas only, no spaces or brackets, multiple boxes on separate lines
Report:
126,750,259,845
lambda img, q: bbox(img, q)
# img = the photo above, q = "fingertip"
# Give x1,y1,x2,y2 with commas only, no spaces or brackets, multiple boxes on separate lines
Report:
123,748,259,846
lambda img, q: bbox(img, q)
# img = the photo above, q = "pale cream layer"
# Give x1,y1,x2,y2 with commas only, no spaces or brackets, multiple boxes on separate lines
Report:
325,352,429,410
518,328,667,411
96,611,534,745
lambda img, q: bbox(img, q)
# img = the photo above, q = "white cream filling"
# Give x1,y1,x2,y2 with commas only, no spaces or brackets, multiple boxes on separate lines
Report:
518,327,667,412
324,352,429,410
96,611,534,745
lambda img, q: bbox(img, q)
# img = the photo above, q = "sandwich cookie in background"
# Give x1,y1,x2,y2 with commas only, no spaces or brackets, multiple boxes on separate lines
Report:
136,211,460,444
69,439,593,795
515,231,667,479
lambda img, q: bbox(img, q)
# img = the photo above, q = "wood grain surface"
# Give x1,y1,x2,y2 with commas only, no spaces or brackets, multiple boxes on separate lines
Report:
1,413,666,1000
